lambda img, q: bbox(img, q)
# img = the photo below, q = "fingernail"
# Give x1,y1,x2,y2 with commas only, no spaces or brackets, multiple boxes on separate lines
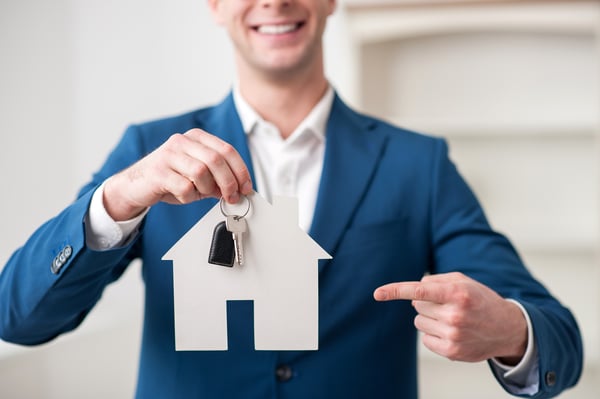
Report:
241,181,253,194
376,290,387,300
229,191,240,203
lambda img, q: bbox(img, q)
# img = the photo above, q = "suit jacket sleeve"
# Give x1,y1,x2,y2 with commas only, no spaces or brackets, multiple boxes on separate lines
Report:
0,125,147,345
429,139,583,398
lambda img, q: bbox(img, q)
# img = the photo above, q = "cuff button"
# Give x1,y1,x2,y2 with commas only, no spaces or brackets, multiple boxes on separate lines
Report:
51,245,73,274
545,371,557,387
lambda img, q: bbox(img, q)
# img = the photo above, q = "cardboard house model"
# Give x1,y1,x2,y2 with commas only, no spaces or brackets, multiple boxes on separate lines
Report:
162,192,331,351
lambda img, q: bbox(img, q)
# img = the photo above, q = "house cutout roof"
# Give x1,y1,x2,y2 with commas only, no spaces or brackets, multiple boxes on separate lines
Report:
163,191,331,351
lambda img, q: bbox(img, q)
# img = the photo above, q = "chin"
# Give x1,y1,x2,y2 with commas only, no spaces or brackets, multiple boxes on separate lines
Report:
263,49,318,73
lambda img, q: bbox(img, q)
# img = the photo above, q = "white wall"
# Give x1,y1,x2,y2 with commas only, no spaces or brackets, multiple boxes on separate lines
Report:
0,0,75,268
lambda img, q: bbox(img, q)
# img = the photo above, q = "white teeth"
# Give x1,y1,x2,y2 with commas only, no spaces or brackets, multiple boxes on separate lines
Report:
257,23,298,35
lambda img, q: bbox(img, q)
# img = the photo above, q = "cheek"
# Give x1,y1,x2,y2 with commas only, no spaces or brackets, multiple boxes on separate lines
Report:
225,19,250,47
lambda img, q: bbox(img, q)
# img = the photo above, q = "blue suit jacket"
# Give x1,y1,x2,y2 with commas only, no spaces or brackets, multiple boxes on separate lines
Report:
0,93,582,398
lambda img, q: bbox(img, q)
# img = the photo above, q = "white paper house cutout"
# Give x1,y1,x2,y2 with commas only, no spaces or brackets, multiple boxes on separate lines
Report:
162,191,331,351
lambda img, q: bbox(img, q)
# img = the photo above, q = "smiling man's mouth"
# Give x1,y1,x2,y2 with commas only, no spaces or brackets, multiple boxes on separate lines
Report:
254,22,304,35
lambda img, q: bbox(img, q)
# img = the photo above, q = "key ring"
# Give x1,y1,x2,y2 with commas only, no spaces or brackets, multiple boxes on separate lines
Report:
219,195,251,219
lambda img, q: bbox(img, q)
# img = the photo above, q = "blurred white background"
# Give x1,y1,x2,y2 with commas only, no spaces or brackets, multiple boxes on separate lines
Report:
0,0,598,398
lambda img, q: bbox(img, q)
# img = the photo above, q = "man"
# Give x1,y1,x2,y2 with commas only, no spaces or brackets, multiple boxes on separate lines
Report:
0,1,582,398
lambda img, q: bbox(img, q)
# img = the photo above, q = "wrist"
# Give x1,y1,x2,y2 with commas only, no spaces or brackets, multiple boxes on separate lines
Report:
103,174,148,221
496,300,528,365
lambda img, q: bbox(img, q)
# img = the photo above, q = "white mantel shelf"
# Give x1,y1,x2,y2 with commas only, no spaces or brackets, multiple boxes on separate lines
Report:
344,0,600,44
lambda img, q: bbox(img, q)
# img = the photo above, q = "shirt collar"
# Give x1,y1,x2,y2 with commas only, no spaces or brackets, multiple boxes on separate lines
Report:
232,85,334,142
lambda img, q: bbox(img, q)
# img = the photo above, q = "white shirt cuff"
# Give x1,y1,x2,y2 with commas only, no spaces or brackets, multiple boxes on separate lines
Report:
84,181,148,251
489,299,539,395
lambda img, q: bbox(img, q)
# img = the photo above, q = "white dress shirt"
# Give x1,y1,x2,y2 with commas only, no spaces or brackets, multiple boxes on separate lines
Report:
233,85,333,232
84,86,538,393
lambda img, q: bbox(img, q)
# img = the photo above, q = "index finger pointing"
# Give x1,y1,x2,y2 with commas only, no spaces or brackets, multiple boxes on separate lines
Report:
373,282,447,304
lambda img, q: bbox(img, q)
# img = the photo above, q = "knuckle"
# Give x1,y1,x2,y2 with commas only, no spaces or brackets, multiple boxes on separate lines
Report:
183,184,202,202
204,151,224,167
453,289,473,308
233,165,250,180
190,162,209,179
446,325,463,342
391,286,403,300
414,285,427,301
174,178,195,195
413,315,423,330
452,271,467,279
220,179,238,195
220,142,237,157
166,132,185,148
185,128,204,138
445,344,461,361
439,337,464,361
447,310,466,328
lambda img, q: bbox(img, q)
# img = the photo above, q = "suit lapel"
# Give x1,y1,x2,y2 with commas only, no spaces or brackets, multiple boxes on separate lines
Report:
310,96,388,261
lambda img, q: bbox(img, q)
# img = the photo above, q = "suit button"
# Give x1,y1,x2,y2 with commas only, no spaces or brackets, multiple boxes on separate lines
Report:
275,365,293,382
545,371,557,387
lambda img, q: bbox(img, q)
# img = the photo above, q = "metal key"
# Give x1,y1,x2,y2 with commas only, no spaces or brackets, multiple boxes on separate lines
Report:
226,215,247,266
